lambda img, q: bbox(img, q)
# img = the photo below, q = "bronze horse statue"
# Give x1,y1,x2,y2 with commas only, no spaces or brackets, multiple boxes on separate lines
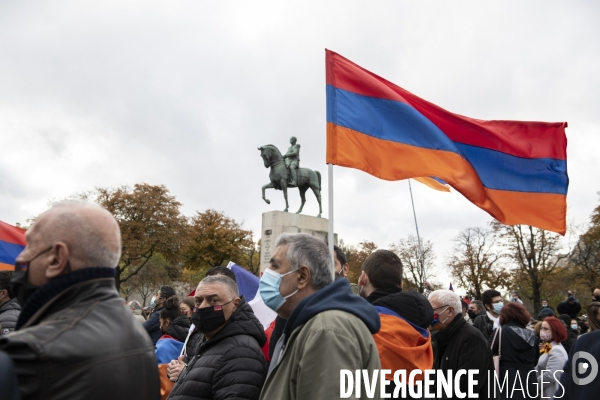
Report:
258,145,322,217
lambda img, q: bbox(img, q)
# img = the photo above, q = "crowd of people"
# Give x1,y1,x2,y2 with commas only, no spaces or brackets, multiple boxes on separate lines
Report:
0,201,600,399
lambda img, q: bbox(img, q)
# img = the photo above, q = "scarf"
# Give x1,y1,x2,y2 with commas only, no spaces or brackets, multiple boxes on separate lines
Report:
486,310,500,331
540,342,553,354
16,267,115,329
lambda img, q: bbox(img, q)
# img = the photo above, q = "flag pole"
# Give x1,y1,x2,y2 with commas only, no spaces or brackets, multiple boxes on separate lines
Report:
408,179,426,284
328,164,334,263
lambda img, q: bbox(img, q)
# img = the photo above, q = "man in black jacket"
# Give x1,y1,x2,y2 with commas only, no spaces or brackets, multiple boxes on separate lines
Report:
559,329,600,399
167,275,267,400
557,296,582,319
166,266,238,382
429,290,497,399
473,289,502,341
0,271,21,335
0,201,160,400
144,284,176,345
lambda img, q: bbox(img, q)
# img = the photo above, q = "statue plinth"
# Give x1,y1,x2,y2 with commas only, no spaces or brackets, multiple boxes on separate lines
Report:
260,211,337,273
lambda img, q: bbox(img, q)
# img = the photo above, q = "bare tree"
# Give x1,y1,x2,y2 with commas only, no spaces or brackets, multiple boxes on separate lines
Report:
492,221,568,312
449,227,510,298
390,235,435,293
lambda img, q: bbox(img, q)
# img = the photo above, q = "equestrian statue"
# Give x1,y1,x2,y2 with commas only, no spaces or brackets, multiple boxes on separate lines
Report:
258,136,322,217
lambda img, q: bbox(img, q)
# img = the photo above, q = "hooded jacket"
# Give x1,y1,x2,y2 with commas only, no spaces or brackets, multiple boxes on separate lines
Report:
0,298,21,335
367,288,434,398
155,315,190,364
260,278,382,400
167,298,267,400
144,305,164,346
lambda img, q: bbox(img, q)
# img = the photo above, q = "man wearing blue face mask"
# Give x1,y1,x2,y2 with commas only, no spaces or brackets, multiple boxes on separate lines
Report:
473,289,503,341
259,233,381,400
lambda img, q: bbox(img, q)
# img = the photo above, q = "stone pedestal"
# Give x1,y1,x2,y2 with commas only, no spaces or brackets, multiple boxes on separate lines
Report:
260,211,336,273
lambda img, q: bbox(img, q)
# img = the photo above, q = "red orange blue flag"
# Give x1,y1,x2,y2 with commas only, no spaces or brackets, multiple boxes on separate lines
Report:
326,50,568,234
0,220,26,271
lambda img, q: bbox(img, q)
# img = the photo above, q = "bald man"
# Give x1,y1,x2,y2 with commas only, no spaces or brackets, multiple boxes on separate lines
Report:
0,201,160,400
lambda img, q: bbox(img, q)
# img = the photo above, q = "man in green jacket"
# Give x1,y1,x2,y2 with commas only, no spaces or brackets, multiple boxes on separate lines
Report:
259,233,382,400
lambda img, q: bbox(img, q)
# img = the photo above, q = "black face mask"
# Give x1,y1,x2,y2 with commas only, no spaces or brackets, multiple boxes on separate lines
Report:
467,310,477,320
10,270,39,308
192,299,234,334
10,246,54,307
593,296,600,302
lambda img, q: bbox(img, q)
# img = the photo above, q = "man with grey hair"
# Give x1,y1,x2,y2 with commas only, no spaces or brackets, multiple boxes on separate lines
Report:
428,289,496,399
259,233,381,400
0,201,160,400
167,275,267,400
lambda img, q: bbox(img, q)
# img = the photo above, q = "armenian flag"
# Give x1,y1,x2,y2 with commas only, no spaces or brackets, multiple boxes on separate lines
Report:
326,50,568,234
0,220,26,271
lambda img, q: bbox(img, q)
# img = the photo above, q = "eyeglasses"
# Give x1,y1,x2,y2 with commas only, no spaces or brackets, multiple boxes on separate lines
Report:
14,246,53,272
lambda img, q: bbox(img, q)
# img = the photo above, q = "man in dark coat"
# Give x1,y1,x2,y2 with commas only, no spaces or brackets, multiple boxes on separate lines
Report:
557,296,581,319
0,202,160,400
167,275,267,400
0,271,21,335
429,290,497,399
144,284,176,345
166,266,238,382
473,289,502,341
558,329,600,399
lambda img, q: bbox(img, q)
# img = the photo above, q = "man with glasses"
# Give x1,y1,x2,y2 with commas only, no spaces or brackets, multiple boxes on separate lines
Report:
473,289,503,341
144,285,176,345
166,275,267,400
429,290,497,399
0,201,159,400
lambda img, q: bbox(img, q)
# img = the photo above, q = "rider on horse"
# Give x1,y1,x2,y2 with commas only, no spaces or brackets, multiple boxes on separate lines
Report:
283,136,300,186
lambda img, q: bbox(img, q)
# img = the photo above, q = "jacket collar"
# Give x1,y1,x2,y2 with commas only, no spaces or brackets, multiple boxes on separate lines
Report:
17,267,115,329
365,287,402,304
283,278,381,344
434,313,466,354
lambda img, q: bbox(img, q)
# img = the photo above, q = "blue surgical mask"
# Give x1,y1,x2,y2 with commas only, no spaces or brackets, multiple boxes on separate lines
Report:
492,302,504,314
150,296,156,308
259,268,299,312
571,324,578,330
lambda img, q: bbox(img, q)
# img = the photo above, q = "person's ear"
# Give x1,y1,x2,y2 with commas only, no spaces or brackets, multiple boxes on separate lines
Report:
342,264,349,276
45,243,70,279
297,265,311,290
233,297,241,309
358,271,365,286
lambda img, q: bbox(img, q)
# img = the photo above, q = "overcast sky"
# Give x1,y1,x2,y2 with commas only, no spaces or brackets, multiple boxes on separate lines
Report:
1,1,598,288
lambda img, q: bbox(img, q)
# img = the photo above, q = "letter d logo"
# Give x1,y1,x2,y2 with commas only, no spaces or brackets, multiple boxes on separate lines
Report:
572,351,598,386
